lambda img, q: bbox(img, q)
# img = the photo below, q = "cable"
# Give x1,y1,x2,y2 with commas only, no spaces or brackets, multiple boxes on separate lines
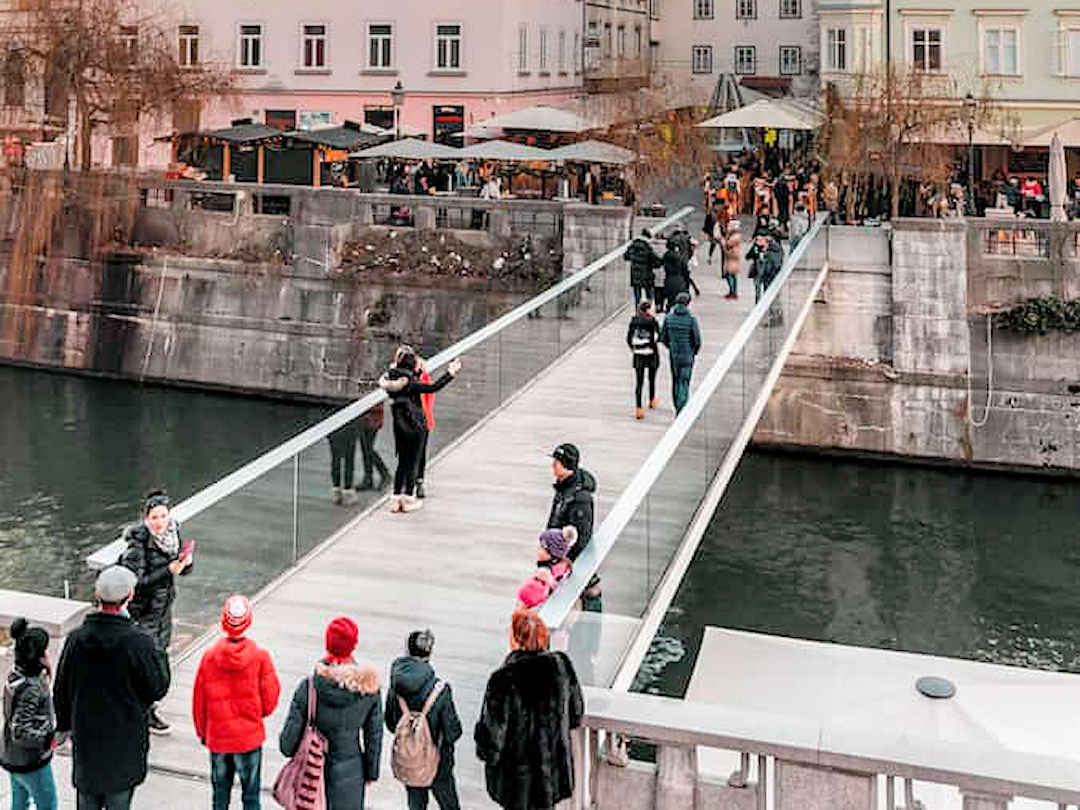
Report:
966,312,993,428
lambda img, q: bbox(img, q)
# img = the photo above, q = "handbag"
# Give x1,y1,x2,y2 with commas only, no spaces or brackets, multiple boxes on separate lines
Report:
273,674,328,810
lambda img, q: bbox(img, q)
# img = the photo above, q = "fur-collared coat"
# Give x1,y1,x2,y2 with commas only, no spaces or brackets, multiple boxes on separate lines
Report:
474,650,584,810
280,660,383,810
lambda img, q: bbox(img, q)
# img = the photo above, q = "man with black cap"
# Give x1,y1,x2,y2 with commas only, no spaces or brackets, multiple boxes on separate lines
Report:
385,629,463,810
548,444,601,612
53,566,170,810
660,291,703,415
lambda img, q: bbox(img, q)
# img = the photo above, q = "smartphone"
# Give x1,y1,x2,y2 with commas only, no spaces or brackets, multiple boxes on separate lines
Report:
180,540,196,561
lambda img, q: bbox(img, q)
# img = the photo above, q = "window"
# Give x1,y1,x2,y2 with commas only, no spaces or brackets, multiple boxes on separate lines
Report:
635,26,642,57
736,0,756,20
983,27,1018,75
435,23,462,69
111,136,137,167
604,23,612,58
178,24,199,67
118,25,137,66
3,50,25,107
735,45,756,74
779,45,801,75
691,45,712,73
827,27,847,71
368,23,393,69
650,0,660,19
265,109,296,130
574,32,581,71
854,25,873,71
1065,29,1080,77
238,24,263,68
911,28,942,72
518,24,528,71
302,24,327,68
779,0,800,19
694,0,713,19
540,27,548,70
559,29,566,71
617,25,625,58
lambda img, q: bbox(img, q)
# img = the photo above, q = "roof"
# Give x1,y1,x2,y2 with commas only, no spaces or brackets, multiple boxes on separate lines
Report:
548,139,637,165
349,137,462,160
471,105,592,133
201,123,283,144
697,99,823,131
287,125,386,151
457,139,552,161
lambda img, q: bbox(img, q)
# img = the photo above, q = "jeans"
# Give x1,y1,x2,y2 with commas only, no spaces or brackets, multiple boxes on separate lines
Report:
633,355,658,408
753,275,765,304
724,273,738,296
670,361,693,414
405,761,461,810
76,789,133,810
211,749,262,810
10,762,57,810
328,424,358,489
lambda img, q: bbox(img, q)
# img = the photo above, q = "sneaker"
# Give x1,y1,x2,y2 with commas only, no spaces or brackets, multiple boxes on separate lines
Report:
148,709,171,736
331,487,343,505
400,495,424,513
415,480,426,499
635,407,645,420
388,495,403,513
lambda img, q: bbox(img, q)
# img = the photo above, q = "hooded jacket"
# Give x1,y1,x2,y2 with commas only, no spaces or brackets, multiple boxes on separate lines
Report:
280,661,383,810
474,650,584,810
379,367,454,438
192,636,281,754
547,469,596,563
1,668,55,774
53,612,170,795
384,656,462,768
660,304,702,366
120,522,193,637
626,314,660,359
623,238,662,287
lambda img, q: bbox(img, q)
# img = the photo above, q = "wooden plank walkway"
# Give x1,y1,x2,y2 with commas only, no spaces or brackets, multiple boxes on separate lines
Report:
144,236,755,809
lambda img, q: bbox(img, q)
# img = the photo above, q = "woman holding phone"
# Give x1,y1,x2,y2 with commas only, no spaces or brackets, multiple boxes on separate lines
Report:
120,489,194,735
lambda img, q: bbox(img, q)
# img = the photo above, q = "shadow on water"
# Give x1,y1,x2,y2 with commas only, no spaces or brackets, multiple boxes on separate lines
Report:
645,450,1080,697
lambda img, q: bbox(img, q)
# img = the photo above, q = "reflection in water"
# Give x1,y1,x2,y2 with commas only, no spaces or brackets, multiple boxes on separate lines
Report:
647,451,1080,697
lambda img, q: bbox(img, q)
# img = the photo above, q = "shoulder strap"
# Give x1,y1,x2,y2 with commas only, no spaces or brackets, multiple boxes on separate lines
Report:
397,695,411,717
420,680,445,718
306,673,318,725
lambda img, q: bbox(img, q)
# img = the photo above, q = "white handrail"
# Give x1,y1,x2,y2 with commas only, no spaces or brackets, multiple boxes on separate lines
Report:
87,206,695,569
538,213,828,628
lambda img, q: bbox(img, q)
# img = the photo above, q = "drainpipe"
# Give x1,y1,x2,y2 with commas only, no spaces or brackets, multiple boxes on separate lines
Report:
885,0,891,66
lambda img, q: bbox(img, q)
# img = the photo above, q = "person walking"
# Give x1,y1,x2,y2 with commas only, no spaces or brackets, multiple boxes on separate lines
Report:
547,444,600,612
474,609,584,810
623,229,662,305
1,618,57,810
722,219,742,300
119,489,193,735
659,291,702,415
626,299,661,419
328,417,361,506
379,348,462,513
660,238,688,314
192,595,281,810
384,630,463,810
53,566,171,810
279,617,383,810
358,402,390,491
746,233,783,304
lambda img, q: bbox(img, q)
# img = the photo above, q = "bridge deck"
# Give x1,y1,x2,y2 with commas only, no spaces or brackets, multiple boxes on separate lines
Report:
145,244,753,808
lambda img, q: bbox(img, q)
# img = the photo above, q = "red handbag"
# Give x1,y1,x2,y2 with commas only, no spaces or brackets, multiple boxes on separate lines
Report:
273,674,328,810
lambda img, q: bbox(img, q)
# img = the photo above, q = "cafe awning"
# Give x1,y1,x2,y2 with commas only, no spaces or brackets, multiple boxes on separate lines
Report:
548,139,636,165
350,137,462,160
1024,118,1080,148
287,122,387,152
458,139,552,161
471,105,592,133
696,98,822,131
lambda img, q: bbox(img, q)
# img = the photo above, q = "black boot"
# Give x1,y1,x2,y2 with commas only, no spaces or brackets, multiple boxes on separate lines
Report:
357,477,374,491
415,479,426,499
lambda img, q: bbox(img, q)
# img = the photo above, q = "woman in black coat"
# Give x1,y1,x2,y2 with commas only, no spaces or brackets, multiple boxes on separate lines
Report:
280,617,383,810
475,610,584,810
119,489,193,734
626,299,661,420
378,346,462,513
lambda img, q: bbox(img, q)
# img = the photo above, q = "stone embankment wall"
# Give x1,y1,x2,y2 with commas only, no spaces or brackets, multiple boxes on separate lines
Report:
756,219,1080,474
0,178,631,400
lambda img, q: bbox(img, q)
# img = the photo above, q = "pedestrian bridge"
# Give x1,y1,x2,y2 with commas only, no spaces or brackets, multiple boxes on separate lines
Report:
86,209,833,808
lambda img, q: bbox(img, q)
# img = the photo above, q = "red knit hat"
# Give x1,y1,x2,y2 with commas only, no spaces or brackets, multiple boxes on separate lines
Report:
325,616,359,659
221,595,252,638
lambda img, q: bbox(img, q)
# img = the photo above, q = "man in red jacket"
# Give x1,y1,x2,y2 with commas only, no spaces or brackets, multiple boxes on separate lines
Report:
192,595,281,810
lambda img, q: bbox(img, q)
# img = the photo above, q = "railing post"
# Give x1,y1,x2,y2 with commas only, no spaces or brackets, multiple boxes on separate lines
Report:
656,744,697,810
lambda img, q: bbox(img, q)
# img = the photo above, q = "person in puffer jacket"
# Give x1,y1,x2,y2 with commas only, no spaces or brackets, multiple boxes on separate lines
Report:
1,618,56,810
660,291,703,415
623,229,661,305
192,595,281,810
378,346,462,514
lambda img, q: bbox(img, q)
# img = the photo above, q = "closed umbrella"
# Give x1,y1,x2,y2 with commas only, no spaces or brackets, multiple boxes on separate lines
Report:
1049,131,1068,222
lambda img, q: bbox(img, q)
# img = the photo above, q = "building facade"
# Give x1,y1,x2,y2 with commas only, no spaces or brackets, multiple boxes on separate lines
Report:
583,0,653,92
654,0,821,101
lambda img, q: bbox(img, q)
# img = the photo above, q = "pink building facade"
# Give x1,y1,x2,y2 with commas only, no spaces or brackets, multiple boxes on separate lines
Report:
133,0,587,166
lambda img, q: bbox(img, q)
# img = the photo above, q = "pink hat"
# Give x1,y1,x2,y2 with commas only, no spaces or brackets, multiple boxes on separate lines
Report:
517,576,551,609
221,595,252,638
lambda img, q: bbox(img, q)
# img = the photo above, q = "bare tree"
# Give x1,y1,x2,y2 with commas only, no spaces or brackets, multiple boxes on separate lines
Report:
2,0,233,169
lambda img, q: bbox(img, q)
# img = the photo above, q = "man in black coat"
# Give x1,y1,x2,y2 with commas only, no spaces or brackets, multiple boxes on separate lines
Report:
53,565,171,810
547,443,601,612
385,629,463,810
623,229,662,306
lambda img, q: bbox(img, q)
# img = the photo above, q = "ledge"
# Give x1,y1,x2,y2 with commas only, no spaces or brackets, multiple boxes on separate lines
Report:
295,68,332,75
539,70,551,76
233,68,268,75
360,68,398,76
428,69,467,77
517,70,532,77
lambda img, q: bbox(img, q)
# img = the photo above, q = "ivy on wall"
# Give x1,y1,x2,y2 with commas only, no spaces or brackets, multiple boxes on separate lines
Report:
995,297,1080,335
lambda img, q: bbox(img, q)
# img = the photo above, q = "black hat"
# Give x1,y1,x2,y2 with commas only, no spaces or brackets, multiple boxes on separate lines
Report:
407,629,435,659
552,443,580,471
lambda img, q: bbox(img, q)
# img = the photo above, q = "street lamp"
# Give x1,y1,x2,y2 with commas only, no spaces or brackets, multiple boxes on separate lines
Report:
964,92,977,216
391,81,406,140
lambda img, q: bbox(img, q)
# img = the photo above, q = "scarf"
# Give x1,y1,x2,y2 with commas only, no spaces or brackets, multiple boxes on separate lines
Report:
149,517,180,557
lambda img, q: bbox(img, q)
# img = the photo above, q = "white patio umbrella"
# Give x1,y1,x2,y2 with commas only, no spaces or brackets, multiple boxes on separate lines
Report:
349,137,462,160
457,139,552,161
548,139,637,165
696,98,822,131
1049,131,1068,222
470,105,591,133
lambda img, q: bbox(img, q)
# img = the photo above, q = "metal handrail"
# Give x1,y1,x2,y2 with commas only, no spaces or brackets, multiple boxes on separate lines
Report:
87,206,695,569
538,213,829,628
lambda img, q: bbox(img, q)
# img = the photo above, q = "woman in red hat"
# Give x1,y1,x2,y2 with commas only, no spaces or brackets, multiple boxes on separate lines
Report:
280,617,383,810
